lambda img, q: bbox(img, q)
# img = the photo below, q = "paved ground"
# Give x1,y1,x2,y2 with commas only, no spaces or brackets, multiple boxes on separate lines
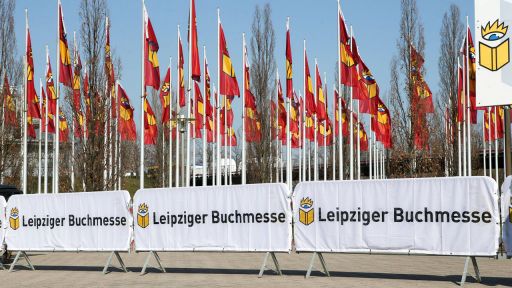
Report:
0,251,511,287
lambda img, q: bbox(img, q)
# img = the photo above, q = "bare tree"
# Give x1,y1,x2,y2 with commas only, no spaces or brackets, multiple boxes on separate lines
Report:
248,3,276,183
438,4,463,176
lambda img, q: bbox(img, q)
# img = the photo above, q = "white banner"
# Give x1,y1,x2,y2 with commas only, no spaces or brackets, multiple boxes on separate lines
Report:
0,196,5,244
293,177,499,256
475,0,512,106
134,184,292,252
501,176,512,256
5,191,132,252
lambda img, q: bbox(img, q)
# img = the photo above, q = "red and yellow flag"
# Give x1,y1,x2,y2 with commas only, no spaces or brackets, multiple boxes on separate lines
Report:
219,23,240,97
372,98,392,149
160,67,171,123
73,43,85,138
3,76,17,127
58,3,73,87
194,82,204,137
58,111,69,143
304,52,315,115
189,0,201,81
105,18,116,118
117,83,136,141
286,24,293,99
144,5,160,90
46,57,57,134
144,96,158,145
26,29,41,119
356,59,379,115
315,64,327,121
338,5,358,87
178,32,185,107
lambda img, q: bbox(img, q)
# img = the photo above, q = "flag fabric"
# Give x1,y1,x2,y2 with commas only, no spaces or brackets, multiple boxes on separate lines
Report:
457,64,465,122
58,3,73,87
413,74,434,114
356,59,379,115
58,111,69,142
413,113,429,150
26,29,41,119
315,64,327,121
271,100,278,140
178,33,185,107
160,67,171,123
244,52,261,143
462,27,479,123
144,96,158,145
410,43,424,75
105,18,116,119
286,25,293,99
118,83,137,141
318,117,333,146
143,5,160,90
46,58,57,134
73,44,84,138
338,6,358,87
484,107,504,141
277,79,287,135
305,112,315,141
219,23,240,97
83,69,91,119
3,76,17,126
194,82,204,137
304,52,316,115
358,121,368,151
27,117,36,139
189,0,201,81
205,58,213,117
372,98,392,148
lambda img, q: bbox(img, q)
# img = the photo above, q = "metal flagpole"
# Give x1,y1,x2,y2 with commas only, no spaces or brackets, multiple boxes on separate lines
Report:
224,93,227,185
276,69,279,183
23,10,29,195
369,123,372,180
176,27,181,187
323,72,327,181
494,108,498,183
38,81,42,194
349,26,354,180
186,0,194,187
44,49,49,194
192,116,196,186
54,4,60,194
202,48,207,186
286,18,292,191
169,58,173,187
357,105,361,180
115,81,120,190
488,107,492,178
337,1,343,181
461,58,467,176
215,85,220,185
314,59,318,181
242,34,246,185
332,85,336,180
162,128,166,186
140,0,145,190
71,31,77,191
302,90,306,182
303,40,307,182
466,17,472,176
483,114,486,177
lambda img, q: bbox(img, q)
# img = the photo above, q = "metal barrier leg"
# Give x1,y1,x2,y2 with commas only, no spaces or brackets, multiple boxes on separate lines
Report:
258,252,282,278
460,257,470,286
471,256,481,283
306,252,330,278
103,251,128,274
140,251,166,275
9,251,34,272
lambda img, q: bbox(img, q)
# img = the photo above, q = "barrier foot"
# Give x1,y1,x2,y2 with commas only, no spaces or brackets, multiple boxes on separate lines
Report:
140,251,166,275
305,252,330,278
0,250,5,270
8,251,35,272
103,251,128,274
460,256,481,286
258,252,282,278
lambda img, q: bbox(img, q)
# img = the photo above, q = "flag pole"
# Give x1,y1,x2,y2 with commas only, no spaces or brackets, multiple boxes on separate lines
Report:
242,33,246,185
303,39,308,182
115,81,120,190
192,106,196,186
44,48,49,194
71,31,77,191
215,84,220,185
314,59,318,181
457,59,462,176
186,0,194,187
299,91,303,182
38,79,42,194
176,26,181,187
357,108,361,180
337,0,343,180
23,9,29,195
286,17,292,191
494,107,498,183
461,58,466,176
466,16,472,176
276,69,279,182
140,0,145,190
323,72,327,181
217,9,222,185
349,25,354,180
488,107,492,178
332,85,336,180
483,113,486,177
168,57,173,187
302,89,306,182
202,47,207,186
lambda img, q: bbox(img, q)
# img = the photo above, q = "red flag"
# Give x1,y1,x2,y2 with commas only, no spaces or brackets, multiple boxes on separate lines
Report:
58,111,69,142
144,97,158,145
58,3,73,87
277,79,287,137
315,64,327,121
245,106,262,143
26,29,41,119
160,67,171,123
461,27,479,123
219,23,240,97
189,0,201,81
457,64,464,122
339,7,358,87
144,6,160,90
27,117,36,139
178,32,185,107
356,59,379,115
46,57,57,134
117,83,136,141
286,25,293,99
305,112,315,141
413,74,434,114
3,76,17,126
410,43,424,75
318,117,333,146
194,82,204,136
73,43,85,138
358,122,368,151
304,52,315,115
372,98,393,148
105,18,116,119
205,58,213,117
413,113,429,150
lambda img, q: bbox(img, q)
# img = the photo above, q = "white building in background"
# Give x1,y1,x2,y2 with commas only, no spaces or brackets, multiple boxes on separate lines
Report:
192,158,236,177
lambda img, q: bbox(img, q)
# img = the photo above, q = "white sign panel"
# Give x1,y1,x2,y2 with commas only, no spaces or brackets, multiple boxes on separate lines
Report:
0,196,5,244
294,177,499,256
475,0,512,106
134,184,292,252
5,191,132,252
501,176,512,256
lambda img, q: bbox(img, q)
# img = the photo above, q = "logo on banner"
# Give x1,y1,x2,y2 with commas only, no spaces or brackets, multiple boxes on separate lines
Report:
299,197,314,225
10,207,20,230
479,20,510,71
137,203,149,228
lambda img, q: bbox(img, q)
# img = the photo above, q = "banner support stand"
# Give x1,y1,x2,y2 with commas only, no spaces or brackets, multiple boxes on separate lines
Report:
8,251,35,272
258,252,282,277
102,251,128,274
0,250,5,270
460,256,480,286
140,251,166,275
305,252,330,278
